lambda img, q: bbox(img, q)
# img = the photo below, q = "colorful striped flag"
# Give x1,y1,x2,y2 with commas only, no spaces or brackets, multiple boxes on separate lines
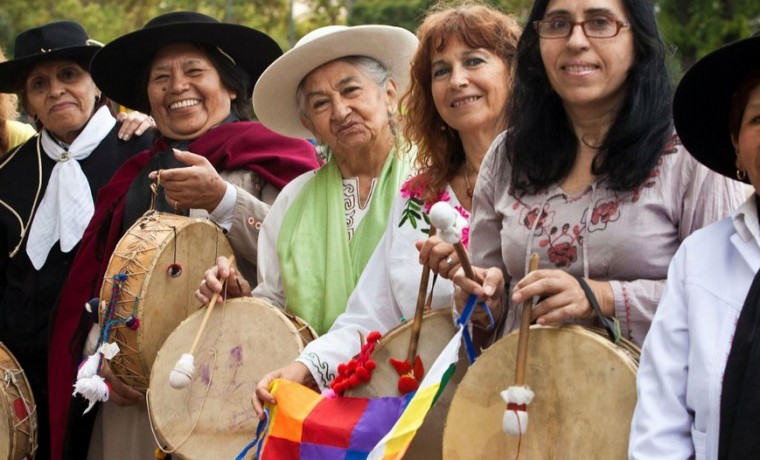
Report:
246,328,463,459
368,327,462,459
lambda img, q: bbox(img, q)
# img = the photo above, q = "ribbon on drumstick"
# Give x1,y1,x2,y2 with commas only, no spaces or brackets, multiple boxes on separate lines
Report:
428,202,494,364
169,255,235,389
501,253,539,437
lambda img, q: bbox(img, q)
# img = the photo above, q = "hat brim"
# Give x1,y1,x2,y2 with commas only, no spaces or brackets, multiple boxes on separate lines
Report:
0,46,99,93
90,22,281,111
674,35,760,183
253,25,419,139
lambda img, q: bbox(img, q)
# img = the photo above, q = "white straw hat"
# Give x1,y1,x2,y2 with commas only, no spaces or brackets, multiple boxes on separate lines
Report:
253,25,419,139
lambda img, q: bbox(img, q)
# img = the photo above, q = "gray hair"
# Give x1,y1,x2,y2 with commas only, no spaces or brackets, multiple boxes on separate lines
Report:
296,55,394,118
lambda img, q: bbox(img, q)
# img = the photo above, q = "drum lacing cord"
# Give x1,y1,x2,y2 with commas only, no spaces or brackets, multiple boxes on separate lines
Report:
147,282,230,456
2,367,38,452
98,274,139,370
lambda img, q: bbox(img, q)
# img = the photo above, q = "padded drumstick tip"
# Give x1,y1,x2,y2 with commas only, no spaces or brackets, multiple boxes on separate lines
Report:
501,386,535,435
170,353,195,389
429,202,466,244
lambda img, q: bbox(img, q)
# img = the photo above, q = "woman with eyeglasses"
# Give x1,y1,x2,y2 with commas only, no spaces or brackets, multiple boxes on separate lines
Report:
452,0,746,348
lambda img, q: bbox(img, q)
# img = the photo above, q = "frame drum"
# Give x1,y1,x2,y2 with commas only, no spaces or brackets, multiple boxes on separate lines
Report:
443,325,639,459
99,211,233,392
0,342,37,460
348,309,466,459
148,297,316,459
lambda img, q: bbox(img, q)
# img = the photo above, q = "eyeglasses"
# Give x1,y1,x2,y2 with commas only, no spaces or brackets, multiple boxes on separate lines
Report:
533,17,630,39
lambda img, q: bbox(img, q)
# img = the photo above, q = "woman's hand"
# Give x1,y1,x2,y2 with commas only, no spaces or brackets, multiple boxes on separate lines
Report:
252,362,315,420
415,236,459,279
116,111,155,141
195,256,251,304
511,269,613,325
452,265,505,328
148,149,227,212
99,361,143,406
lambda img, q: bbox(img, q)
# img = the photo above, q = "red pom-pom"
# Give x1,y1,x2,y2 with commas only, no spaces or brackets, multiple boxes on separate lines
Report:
364,359,376,371
413,355,425,381
367,331,382,343
397,375,419,395
338,363,348,376
348,359,358,371
348,374,360,387
356,366,370,382
389,358,411,376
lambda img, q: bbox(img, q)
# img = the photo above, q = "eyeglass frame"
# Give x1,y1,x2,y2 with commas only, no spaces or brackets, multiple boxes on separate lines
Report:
533,18,630,39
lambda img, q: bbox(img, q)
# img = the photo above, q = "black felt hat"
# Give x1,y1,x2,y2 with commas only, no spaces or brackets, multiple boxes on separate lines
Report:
0,21,102,93
90,11,282,111
673,31,760,183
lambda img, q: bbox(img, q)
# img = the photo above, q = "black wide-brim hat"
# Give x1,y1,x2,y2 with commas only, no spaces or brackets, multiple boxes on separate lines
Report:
0,21,101,93
90,11,282,112
673,32,760,183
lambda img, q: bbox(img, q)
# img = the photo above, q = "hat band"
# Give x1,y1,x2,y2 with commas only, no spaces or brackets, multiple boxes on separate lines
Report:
215,46,237,65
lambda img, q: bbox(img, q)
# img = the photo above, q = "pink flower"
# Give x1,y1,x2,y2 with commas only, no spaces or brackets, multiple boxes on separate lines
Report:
461,227,470,249
400,174,429,200
547,242,577,267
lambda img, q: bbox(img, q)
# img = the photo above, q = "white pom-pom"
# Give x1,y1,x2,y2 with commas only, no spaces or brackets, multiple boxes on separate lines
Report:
429,202,457,231
73,375,110,414
430,202,467,244
170,353,195,389
501,386,535,435
77,353,101,380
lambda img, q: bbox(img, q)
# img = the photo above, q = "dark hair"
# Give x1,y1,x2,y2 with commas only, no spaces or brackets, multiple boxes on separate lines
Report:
729,70,760,142
135,43,252,121
401,1,521,199
503,0,673,193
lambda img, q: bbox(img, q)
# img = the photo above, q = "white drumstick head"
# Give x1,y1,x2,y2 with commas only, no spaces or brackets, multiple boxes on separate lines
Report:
501,386,535,435
170,353,195,389
429,201,466,245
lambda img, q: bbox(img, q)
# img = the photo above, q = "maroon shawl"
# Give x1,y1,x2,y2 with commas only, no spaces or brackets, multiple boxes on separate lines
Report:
47,121,318,459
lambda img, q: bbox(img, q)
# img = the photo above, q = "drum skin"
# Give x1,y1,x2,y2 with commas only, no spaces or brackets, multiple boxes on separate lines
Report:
99,212,233,392
0,342,37,460
148,297,316,460
443,325,639,460
347,309,466,460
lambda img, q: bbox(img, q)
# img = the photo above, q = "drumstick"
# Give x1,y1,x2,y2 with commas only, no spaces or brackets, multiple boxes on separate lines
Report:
170,255,235,389
407,227,437,364
501,253,539,436
428,202,475,280
515,253,539,385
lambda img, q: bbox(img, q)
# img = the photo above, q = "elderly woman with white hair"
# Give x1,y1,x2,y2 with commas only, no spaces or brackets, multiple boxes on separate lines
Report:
198,24,418,391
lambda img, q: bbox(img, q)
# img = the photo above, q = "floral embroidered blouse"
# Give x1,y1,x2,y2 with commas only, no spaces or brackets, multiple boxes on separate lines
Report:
472,132,747,346
297,173,469,390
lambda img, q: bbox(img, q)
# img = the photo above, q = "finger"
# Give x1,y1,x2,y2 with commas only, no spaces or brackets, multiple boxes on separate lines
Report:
172,149,207,166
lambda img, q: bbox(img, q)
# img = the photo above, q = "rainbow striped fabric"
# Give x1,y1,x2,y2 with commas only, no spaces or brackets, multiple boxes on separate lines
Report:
248,328,463,460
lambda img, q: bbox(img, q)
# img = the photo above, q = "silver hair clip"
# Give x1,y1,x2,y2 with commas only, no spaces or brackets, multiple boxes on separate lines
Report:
215,46,237,65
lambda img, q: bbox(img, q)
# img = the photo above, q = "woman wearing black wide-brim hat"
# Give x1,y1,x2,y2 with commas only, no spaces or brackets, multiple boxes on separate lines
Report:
0,20,156,460
631,32,760,459
46,12,319,460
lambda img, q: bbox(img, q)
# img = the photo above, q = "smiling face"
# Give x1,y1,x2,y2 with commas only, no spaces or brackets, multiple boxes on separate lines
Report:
430,37,510,142
23,59,99,144
538,0,634,115
299,58,397,159
147,43,236,140
734,83,760,195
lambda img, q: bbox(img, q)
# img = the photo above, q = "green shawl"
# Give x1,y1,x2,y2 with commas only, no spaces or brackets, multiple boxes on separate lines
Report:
277,146,412,334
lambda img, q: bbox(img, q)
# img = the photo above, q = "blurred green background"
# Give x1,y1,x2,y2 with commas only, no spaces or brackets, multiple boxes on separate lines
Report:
1,0,759,79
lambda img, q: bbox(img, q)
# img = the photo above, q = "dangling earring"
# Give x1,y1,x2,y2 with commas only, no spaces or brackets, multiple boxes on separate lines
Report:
440,124,447,131
737,169,747,181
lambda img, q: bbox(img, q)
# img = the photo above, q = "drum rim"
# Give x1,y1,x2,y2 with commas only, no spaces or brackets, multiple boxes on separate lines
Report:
0,342,38,459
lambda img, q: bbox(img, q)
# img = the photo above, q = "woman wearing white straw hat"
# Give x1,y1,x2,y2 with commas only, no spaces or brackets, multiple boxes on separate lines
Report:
0,20,155,460
630,31,760,459
197,23,419,370
46,11,319,460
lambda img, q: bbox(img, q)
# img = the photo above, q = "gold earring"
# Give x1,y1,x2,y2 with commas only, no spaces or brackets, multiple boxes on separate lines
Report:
737,169,747,181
